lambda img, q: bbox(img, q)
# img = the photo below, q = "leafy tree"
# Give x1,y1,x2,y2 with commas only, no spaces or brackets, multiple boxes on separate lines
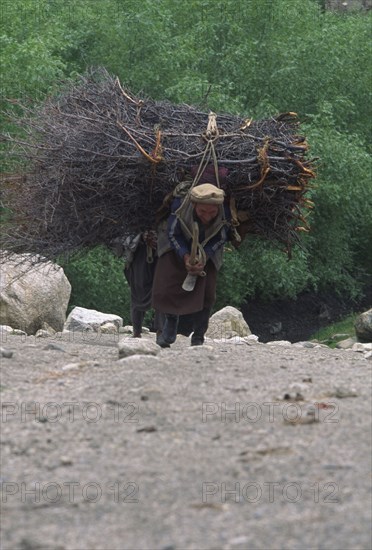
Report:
60,246,132,322
303,105,372,294
216,239,314,309
1,0,371,311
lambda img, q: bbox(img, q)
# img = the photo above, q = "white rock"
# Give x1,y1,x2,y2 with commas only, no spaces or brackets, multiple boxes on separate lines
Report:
331,333,351,340
62,361,100,370
64,306,123,332
0,325,14,335
336,337,357,349
206,306,251,339
213,336,246,345
41,322,56,335
116,354,162,365
118,338,160,358
352,342,372,352
354,309,372,342
335,387,358,398
12,329,27,336
99,322,119,334
293,341,316,349
0,253,71,335
35,329,51,338
120,325,150,334
121,325,134,333
0,325,27,340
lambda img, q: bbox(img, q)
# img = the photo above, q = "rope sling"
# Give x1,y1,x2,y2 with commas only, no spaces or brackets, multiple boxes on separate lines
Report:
178,112,241,249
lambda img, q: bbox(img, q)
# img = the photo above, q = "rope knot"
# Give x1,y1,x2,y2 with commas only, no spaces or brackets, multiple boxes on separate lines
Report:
203,112,219,142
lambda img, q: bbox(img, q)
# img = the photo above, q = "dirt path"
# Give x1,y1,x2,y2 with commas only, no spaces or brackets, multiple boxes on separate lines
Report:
1,331,371,550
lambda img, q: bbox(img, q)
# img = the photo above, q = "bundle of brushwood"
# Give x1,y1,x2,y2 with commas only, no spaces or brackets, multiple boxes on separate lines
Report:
1,67,316,261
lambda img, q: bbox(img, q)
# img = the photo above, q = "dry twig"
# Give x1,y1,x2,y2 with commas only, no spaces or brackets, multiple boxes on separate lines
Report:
1,68,316,260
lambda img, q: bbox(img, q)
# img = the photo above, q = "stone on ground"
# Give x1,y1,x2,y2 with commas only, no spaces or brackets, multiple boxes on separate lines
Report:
354,308,372,342
64,306,123,332
118,337,160,358
205,306,251,339
0,253,71,335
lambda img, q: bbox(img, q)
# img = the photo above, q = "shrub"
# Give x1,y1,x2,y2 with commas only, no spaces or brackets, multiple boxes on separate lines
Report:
60,247,131,323
216,239,313,309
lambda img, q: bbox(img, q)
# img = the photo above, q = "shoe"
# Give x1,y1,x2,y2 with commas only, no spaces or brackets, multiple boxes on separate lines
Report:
191,336,204,346
156,334,170,348
161,314,179,344
191,308,210,346
132,332,142,338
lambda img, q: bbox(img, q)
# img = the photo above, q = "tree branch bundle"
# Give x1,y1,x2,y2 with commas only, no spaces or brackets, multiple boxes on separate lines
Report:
1,68,316,260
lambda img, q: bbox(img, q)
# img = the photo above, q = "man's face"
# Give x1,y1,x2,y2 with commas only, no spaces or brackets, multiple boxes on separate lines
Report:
194,203,219,225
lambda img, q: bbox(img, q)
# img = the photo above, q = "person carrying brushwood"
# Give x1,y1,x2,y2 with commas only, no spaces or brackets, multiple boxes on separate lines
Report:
153,165,239,348
111,231,164,338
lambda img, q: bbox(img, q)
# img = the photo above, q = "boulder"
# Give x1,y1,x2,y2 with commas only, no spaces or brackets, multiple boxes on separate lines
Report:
336,337,357,349
0,325,27,338
205,306,251,340
0,254,71,335
64,306,123,332
354,309,372,342
118,338,160,359
120,325,150,335
352,342,372,353
0,325,15,337
99,322,119,334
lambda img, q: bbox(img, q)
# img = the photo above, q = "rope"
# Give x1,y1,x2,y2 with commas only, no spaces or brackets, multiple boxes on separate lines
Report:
188,112,221,191
176,111,237,245
210,140,221,189
146,244,154,264
190,221,207,272
204,111,219,141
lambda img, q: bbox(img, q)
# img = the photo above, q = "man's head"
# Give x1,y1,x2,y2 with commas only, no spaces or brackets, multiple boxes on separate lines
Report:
190,183,225,225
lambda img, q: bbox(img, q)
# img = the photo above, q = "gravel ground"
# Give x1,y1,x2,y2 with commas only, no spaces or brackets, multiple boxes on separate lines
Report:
0,331,371,550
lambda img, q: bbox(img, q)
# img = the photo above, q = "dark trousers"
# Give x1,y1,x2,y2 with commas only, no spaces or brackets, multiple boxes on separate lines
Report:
163,306,211,344
190,306,211,343
132,308,164,337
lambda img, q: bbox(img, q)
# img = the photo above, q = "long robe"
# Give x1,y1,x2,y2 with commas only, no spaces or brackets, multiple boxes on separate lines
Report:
152,250,217,316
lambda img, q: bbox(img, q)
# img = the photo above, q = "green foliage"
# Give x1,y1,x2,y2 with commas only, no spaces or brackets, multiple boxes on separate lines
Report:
0,1,66,101
216,239,313,309
1,0,371,310
303,108,372,293
309,312,359,347
60,246,131,323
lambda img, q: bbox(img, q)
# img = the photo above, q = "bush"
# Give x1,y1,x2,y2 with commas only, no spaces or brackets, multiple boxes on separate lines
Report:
303,108,372,295
60,247,131,323
2,0,371,310
216,239,313,309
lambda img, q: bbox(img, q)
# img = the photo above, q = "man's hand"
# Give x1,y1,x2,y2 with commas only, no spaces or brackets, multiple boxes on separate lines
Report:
142,230,157,249
184,253,205,275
